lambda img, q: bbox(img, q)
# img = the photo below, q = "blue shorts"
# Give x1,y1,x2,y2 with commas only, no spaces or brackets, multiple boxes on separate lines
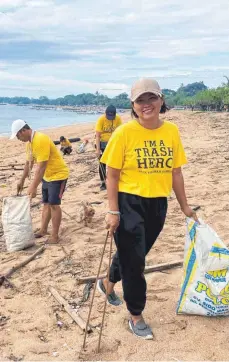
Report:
42,179,67,205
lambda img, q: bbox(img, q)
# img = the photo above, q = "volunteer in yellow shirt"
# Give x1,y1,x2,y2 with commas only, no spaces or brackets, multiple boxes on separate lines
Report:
10,119,69,244
95,105,122,191
60,136,72,155
98,78,199,339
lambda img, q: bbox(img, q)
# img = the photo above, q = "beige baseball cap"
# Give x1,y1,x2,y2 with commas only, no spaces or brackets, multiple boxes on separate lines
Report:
131,78,162,102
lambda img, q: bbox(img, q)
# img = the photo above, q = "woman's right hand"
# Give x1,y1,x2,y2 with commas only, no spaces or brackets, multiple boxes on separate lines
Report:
96,149,101,158
105,213,120,235
17,181,24,195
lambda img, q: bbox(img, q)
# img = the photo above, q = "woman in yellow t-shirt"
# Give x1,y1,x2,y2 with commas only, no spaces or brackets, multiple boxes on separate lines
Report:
98,78,199,339
95,105,122,191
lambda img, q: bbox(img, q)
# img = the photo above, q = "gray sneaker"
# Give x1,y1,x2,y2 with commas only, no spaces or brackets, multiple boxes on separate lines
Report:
129,319,154,340
97,279,123,306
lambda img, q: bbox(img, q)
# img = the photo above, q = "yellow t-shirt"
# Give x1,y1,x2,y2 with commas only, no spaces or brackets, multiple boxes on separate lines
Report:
95,114,122,142
26,132,69,182
60,138,72,147
101,120,187,198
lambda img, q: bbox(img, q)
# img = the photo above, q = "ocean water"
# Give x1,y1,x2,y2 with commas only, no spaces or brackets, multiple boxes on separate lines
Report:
0,104,100,136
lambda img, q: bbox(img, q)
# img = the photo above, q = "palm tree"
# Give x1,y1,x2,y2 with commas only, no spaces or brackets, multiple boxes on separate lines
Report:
223,76,229,86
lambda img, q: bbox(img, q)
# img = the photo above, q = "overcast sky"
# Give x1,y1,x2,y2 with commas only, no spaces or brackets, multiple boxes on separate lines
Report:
1,0,229,98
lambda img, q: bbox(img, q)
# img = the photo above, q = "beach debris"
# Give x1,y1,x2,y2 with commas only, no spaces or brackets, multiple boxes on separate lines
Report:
31,201,42,209
76,139,89,154
0,314,10,326
49,286,92,333
0,167,24,171
0,225,4,238
78,260,183,284
37,329,48,343
0,245,45,287
54,312,65,329
2,277,15,289
7,354,24,362
57,320,64,328
77,201,95,226
68,282,93,311
81,281,93,304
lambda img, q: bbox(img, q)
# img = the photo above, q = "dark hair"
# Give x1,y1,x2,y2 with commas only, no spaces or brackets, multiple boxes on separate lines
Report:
60,136,65,141
131,100,169,118
20,124,31,131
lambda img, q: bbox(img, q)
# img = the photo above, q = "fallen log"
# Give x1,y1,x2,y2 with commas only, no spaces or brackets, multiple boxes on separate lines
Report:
0,245,45,286
49,287,92,333
77,260,183,284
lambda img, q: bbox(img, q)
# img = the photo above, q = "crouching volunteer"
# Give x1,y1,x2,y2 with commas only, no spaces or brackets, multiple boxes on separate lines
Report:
98,78,198,339
10,119,69,244
60,136,73,155
95,105,122,191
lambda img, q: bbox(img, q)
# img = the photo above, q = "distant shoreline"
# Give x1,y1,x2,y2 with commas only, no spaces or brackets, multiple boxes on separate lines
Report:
0,105,130,139
0,103,129,115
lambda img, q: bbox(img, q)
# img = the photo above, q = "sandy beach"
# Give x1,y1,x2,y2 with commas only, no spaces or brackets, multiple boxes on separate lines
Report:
1,110,229,361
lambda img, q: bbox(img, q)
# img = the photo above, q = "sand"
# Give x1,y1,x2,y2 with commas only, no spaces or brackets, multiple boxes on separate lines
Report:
0,110,229,361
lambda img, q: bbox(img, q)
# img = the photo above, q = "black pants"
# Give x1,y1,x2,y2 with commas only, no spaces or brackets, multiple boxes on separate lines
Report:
109,192,167,316
61,146,72,155
99,149,106,184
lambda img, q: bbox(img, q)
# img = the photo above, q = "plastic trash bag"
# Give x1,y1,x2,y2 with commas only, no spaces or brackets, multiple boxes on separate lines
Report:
177,218,229,316
2,196,34,252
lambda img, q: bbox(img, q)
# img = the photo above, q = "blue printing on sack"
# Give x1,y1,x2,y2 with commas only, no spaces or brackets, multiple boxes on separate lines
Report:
210,246,229,256
176,224,197,312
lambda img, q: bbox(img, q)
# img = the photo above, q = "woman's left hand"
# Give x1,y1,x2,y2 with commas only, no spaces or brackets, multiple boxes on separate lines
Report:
182,205,199,223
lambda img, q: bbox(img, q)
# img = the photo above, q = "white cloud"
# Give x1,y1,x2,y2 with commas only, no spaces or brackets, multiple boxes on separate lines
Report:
0,69,129,97
1,0,229,96
26,0,53,7
0,0,27,8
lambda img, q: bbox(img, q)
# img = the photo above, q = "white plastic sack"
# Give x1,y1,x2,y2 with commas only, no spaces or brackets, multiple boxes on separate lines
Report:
177,218,229,316
2,196,34,252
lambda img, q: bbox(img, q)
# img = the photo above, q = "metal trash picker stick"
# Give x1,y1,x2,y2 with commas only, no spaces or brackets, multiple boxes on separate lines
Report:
82,231,109,349
97,233,113,353
98,158,106,184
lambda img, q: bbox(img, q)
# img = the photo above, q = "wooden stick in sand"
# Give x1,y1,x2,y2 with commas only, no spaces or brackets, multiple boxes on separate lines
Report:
78,260,183,284
49,287,92,333
0,245,45,286
0,167,24,171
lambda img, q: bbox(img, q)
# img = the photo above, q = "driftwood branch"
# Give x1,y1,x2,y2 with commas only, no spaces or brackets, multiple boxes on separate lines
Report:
31,201,42,209
49,287,92,333
77,260,183,284
0,167,24,171
0,245,45,286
